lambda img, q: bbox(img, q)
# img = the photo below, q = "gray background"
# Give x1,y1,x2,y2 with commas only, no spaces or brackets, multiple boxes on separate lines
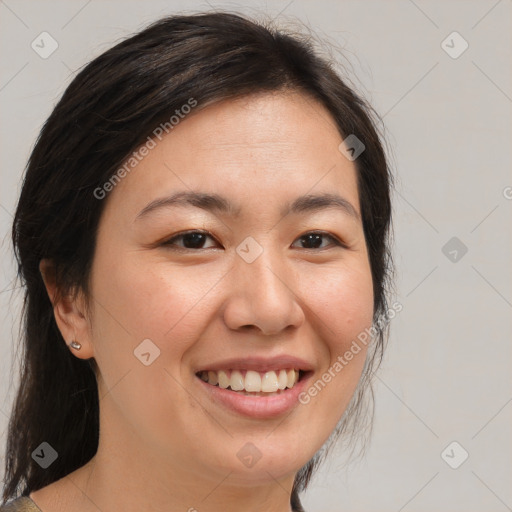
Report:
1,1,511,511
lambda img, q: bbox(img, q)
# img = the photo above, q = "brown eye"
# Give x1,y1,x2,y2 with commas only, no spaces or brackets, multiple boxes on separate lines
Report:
292,231,344,250
162,231,219,250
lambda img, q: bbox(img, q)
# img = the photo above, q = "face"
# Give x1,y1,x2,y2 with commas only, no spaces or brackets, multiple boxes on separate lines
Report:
72,91,374,488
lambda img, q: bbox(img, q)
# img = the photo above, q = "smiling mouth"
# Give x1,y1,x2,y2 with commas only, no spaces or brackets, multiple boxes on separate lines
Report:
196,369,305,396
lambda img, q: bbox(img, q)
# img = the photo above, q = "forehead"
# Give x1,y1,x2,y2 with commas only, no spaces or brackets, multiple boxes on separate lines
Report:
101,91,360,221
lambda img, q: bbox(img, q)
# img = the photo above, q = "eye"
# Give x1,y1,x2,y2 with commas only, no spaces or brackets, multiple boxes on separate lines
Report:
161,230,345,251
291,231,345,250
162,230,219,250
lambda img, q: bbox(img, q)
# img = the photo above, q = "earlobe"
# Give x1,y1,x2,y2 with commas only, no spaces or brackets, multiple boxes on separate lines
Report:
39,259,95,359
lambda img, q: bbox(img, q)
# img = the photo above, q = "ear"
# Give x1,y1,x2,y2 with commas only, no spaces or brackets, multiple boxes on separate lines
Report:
39,259,95,360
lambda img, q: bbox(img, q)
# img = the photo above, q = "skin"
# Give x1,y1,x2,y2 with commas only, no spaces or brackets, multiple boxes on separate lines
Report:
34,91,374,512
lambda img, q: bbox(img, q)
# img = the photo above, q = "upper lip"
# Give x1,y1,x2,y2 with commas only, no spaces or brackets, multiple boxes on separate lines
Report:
195,355,314,373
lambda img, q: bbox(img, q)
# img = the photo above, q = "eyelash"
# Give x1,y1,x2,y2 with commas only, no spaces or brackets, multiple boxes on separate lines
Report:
161,230,347,251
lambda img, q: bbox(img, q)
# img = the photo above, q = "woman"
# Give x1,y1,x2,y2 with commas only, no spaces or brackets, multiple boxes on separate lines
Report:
1,11,393,512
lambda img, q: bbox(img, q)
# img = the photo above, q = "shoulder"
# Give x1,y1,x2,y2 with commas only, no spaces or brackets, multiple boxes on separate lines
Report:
0,496,42,512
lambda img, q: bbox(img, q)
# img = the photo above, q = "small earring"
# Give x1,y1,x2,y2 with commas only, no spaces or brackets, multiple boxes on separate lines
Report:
69,340,82,351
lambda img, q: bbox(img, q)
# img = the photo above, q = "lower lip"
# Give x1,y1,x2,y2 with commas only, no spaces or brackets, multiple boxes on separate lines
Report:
196,373,312,419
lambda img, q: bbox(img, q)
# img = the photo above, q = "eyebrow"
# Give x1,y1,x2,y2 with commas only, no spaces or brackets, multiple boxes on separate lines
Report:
135,191,360,222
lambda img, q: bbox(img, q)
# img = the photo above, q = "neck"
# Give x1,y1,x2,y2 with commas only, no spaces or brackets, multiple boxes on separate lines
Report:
66,397,296,512
72,453,295,512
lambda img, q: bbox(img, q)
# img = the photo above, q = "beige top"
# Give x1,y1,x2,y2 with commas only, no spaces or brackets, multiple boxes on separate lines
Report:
0,497,42,512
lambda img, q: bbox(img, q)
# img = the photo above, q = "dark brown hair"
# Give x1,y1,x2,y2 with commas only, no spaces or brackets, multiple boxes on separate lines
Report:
2,11,393,511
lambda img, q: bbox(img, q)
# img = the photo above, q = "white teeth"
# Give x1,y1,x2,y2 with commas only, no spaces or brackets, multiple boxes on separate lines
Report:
230,370,244,391
207,371,218,386
198,368,301,393
261,370,279,392
277,369,288,390
287,369,296,389
244,370,262,392
218,370,230,389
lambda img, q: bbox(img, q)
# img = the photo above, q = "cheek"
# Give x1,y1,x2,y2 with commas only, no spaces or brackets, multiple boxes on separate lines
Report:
298,261,374,414
88,256,214,438
90,255,224,366
91,247,374,375
303,260,374,347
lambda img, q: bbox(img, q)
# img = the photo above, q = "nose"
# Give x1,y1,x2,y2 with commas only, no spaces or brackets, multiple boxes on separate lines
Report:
222,245,305,335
